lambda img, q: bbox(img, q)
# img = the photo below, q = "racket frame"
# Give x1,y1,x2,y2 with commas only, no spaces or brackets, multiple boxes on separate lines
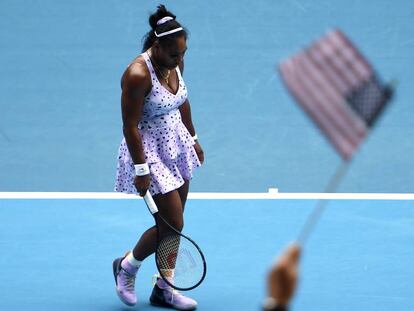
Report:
143,192,207,291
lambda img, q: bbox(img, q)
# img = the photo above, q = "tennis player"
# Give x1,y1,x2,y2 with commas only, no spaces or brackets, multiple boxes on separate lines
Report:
113,5,204,310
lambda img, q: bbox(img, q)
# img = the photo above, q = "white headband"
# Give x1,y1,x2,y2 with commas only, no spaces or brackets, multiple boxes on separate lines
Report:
154,27,183,38
157,16,174,25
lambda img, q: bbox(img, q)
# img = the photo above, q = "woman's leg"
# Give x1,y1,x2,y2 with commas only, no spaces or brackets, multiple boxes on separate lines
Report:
177,180,190,211
113,184,189,307
148,180,197,309
132,183,189,261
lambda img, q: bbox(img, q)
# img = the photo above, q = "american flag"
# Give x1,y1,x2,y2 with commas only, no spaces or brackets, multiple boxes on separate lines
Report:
279,29,393,160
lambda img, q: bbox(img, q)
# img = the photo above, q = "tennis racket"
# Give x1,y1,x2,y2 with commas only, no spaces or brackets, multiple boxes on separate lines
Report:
143,192,207,291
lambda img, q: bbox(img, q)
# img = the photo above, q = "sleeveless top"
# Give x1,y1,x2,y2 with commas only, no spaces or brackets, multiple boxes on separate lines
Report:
136,52,195,164
139,52,188,130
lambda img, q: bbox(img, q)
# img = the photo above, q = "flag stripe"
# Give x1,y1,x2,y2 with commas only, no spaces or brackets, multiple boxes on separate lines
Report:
320,32,379,130
330,31,372,86
294,54,365,149
322,34,361,91
280,59,357,159
335,30,373,80
279,61,348,156
307,44,348,96
317,37,355,92
305,47,368,137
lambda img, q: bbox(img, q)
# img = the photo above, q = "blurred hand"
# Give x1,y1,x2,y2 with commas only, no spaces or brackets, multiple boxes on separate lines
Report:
134,174,151,197
267,243,301,306
194,142,204,164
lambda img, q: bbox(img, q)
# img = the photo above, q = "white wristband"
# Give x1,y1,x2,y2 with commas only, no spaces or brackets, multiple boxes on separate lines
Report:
134,163,150,176
192,134,198,141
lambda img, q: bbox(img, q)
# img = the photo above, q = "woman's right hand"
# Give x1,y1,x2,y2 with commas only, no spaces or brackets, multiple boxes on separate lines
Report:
134,174,151,197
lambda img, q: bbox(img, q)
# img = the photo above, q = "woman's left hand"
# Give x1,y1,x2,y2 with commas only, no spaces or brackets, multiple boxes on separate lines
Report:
194,142,204,164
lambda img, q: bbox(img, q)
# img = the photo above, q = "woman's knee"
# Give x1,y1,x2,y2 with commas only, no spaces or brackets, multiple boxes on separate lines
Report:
154,190,185,231
163,215,184,232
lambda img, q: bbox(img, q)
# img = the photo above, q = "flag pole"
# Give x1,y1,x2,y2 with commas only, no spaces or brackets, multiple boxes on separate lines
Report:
297,159,351,245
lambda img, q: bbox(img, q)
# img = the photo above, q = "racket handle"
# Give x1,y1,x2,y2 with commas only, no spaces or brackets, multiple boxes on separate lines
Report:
144,192,159,214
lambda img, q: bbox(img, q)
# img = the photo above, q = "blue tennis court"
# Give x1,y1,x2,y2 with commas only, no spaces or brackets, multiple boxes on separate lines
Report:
1,195,413,310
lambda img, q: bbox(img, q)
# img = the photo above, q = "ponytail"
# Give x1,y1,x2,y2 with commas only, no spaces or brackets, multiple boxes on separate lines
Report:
141,4,187,52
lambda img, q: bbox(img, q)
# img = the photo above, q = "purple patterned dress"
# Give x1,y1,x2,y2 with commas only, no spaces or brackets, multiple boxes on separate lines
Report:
115,52,201,196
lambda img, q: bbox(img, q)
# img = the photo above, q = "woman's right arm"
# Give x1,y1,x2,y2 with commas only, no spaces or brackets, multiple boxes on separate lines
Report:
121,62,151,196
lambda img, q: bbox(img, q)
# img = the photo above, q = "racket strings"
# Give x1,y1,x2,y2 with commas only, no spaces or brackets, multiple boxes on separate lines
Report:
157,234,181,270
156,233,205,289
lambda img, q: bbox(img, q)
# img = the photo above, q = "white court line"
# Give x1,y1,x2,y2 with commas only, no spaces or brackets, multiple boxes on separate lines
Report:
0,191,414,200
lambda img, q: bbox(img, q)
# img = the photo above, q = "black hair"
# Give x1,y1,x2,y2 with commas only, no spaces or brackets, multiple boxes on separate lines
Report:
141,4,188,52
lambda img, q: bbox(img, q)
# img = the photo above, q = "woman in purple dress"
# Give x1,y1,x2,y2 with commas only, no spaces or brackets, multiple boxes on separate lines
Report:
113,5,204,310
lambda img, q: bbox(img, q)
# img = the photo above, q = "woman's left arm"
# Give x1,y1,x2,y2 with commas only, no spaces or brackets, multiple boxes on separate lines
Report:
179,99,196,137
178,61,204,164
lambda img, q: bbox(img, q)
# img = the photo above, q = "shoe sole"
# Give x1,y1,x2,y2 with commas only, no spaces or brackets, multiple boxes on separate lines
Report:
150,293,197,311
150,300,196,310
113,257,136,307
